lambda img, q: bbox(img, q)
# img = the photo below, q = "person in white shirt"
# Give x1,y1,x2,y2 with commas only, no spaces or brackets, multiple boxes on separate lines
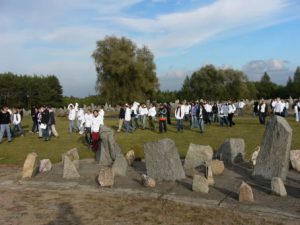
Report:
203,101,212,124
228,100,236,127
12,107,24,137
124,104,134,133
284,100,289,118
139,104,148,130
175,103,185,132
184,102,191,124
98,106,105,127
258,99,267,124
274,98,285,117
131,102,140,129
68,104,76,133
77,107,85,134
219,102,229,127
237,100,245,116
294,100,300,122
148,103,157,130
91,110,101,151
83,109,93,145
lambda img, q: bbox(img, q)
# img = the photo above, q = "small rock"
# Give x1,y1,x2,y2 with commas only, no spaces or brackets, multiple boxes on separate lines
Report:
22,152,38,179
141,174,156,188
206,166,215,186
290,150,300,172
251,146,260,166
125,150,135,166
192,175,209,193
63,155,80,179
271,177,287,197
98,167,114,187
239,181,254,202
39,159,52,173
211,160,225,175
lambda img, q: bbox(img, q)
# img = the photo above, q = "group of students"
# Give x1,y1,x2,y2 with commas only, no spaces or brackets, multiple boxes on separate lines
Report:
67,103,105,151
254,98,300,124
116,100,240,134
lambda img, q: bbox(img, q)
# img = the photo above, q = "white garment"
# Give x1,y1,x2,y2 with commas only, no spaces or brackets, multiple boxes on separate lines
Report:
260,103,266,113
238,101,245,109
91,115,102,132
13,113,21,125
84,113,93,128
274,101,285,113
228,104,236,114
184,105,191,115
148,107,156,117
175,106,185,119
98,109,105,126
125,107,132,121
68,109,76,120
139,107,148,116
285,102,289,110
204,104,212,113
77,109,85,121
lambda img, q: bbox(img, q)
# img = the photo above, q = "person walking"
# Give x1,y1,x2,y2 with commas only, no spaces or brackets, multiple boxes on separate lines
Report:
0,106,12,143
228,101,236,127
48,107,59,137
91,110,101,151
68,104,76,133
158,104,167,133
198,103,205,133
83,109,93,146
40,106,50,141
175,103,184,132
139,104,148,130
77,107,85,134
124,104,134,133
30,106,38,133
148,103,156,131
117,104,125,133
12,107,24,137
258,100,267,125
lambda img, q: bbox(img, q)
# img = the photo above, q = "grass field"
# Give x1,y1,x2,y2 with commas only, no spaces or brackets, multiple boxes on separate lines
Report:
0,114,299,165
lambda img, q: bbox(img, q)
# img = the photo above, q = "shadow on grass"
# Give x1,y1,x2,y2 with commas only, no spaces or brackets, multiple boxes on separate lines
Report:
47,202,83,225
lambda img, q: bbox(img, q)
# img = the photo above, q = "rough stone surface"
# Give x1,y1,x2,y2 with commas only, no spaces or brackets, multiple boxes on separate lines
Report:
192,175,209,193
126,150,135,166
141,174,156,188
251,146,260,166
144,138,185,181
22,152,38,179
63,156,80,179
206,166,215,186
96,126,118,166
98,167,114,187
253,116,292,181
239,181,254,202
184,144,213,177
39,159,52,173
290,150,300,172
211,160,225,175
63,148,79,169
112,146,128,176
218,138,245,165
271,177,287,197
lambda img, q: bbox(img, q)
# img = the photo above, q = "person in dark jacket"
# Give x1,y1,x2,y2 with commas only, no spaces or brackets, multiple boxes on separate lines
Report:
117,104,125,133
158,104,167,133
40,106,50,141
0,105,12,143
31,106,38,133
166,102,171,125
48,107,59,137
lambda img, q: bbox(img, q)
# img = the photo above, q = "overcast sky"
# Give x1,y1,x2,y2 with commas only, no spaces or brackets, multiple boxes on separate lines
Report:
1,0,299,96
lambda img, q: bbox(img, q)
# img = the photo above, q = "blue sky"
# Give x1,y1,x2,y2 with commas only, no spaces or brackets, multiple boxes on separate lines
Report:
0,0,300,97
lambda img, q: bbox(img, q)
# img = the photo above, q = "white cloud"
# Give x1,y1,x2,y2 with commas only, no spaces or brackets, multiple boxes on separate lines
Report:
159,69,192,90
242,59,293,84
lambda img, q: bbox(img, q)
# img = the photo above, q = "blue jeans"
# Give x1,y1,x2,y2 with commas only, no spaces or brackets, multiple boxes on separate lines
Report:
124,121,133,133
42,126,49,140
0,124,12,142
176,119,183,132
198,118,205,133
191,115,199,128
141,115,147,129
69,120,75,133
220,116,229,127
12,124,24,136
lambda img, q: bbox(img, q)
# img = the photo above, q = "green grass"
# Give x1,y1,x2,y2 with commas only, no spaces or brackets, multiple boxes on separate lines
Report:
0,115,299,165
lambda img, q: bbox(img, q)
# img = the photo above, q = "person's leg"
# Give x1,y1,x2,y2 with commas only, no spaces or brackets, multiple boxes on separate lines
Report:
143,115,147,129
31,120,36,132
5,125,12,142
228,114,232,127
18,124,24,136
159,121,162,133
51,125,59,137
180,119,183,131
69,120,72,133
92,132,99,151
0,125,5,143
38,124,43,137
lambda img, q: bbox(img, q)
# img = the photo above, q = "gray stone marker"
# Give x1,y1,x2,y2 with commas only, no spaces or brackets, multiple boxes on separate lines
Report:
63,155,80,179
184,144,213,177
218,138,245,165
144,138,185,181
63,148,79,169
192,175,209,193
96,126,127,176
253,116,292,181
98,167,114,187
271,177,287,197
22,152,38,179
39,159,52,173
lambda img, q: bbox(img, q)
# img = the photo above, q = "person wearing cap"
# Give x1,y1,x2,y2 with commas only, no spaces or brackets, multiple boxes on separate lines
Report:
0,105,12,143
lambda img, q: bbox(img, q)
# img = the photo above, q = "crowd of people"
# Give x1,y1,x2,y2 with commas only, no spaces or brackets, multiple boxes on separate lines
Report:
1,98,299,145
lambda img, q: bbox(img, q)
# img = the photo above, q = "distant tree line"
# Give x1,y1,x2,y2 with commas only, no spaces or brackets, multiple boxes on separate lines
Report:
0,72,63,108
154,65,300,103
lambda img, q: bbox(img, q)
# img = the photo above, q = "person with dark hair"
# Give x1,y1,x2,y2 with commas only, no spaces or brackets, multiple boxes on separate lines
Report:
198,103,205,133
148,103,156,131
40,106,50,141
158,104,167,133
12,107,24,137
228,100,236,127
258,99,267,125
117,104,125,133
166,102,171,125
48,107,59,137
30,106,38,133
0,105,12,143
175,102,184,132
91,110,101,151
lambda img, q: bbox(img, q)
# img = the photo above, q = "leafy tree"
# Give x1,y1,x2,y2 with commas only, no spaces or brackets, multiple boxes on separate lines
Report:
293,66,300,97
92,36,159,104
255,72,277,99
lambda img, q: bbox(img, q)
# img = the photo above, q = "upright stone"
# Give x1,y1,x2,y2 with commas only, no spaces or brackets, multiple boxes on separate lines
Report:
239,181,254,202
271,177,287,197
112,145,128,176
98,167,114,187
192,175,209,193
184,144,213,177
206,166,215,186
39,159,52,173
125,150,135,166
22,152,38,179
63,155,80,179
63,148,79,169
144,138,185,181
218,138,245,165
290,150,300,172
253,116,292,180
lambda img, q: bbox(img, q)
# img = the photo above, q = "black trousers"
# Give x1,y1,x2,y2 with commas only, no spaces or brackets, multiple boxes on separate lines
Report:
159,120,167,133
259,113,266,124
228,113,235,127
